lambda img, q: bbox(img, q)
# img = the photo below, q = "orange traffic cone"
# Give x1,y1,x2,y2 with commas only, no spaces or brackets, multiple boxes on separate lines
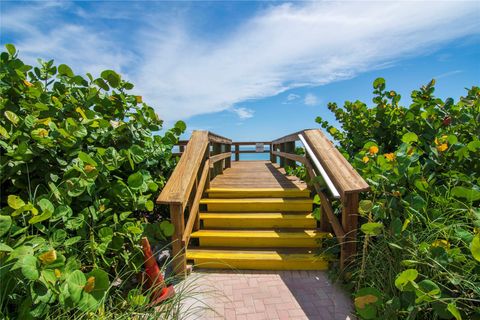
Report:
141,237,175,305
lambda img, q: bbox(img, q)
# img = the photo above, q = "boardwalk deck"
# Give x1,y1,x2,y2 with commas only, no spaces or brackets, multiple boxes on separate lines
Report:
210,160,307,189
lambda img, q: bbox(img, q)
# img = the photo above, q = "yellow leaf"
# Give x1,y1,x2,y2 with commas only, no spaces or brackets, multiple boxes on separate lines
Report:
354,294,378,309
37,117,52,126
84,276,95,292
84,164,96,173
437,143,448,152
54,269,62,278
23,80,33,87
75,107,87,120
362,156,369,163
432,239,450,250
39,250,57,264
136,96,143,103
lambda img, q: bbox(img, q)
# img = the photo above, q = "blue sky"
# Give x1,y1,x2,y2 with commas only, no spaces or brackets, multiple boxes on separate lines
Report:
1,1,479,141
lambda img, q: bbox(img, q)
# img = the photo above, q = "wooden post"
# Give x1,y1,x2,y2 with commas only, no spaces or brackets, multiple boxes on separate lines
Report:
212,143,222,177
279,143,285,167
179,145,185,153
170,204,186,275
284,141,296,168
225,144,232,168
340,193,359,270
270,143,276,163
235,143,239,161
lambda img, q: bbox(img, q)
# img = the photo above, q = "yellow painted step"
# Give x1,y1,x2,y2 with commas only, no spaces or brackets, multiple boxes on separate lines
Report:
200,212,316,229
200,198,312,212
206,188,310,198
190,229,330,248
186,248,329,270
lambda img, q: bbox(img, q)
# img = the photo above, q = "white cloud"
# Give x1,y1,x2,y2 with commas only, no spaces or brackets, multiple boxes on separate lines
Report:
231,107,254,120
2,1,479,122
304,93,319,106
287,93,300,101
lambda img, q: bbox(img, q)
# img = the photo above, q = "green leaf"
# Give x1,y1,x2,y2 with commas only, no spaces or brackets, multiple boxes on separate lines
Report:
8,195,25,209
373,77,385,90
174,120,186,132
85,268,110,301
145,200,154,212
160,221,174,237
467,140,480,152
100,70,121,88
78,151,97,166
58,64,74,77
414,179,429,192
0,243,13,252
447,135,458,145
0,215,12,237
358,200,373,215
28,209,52,224
21,255,39,280
415,279,441,303
0,125,10,139
313,194,321,205
361,222,383,236
402,132,418,144
451,186,480,202
127,172,144,189
37,199,54,215
470,233,480,262
5,111,19,125
354,287,382,320
64,236,82,246
98,227,113,242
67,270,86,304
447,303,462,320
5,43,16,55
395,269,418,291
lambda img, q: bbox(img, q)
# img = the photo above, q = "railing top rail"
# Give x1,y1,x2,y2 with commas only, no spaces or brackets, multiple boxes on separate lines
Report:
302,129,369,196
157,130,231,208
271,129,314,145
232,141,272,145
208,132,232,145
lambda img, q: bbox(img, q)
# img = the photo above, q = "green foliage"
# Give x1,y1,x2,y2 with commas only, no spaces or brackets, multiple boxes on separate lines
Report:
0,44,185,318
316,78,480,319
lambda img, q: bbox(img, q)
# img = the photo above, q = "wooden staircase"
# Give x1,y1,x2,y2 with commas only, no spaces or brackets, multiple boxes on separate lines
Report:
156,130,369,275
186,187,331,270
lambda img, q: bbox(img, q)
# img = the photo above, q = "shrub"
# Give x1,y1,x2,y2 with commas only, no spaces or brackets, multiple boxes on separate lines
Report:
316,78,480,319
0,44,185,318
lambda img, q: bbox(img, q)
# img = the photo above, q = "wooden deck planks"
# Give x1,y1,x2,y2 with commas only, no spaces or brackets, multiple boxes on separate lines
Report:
210,161,307,189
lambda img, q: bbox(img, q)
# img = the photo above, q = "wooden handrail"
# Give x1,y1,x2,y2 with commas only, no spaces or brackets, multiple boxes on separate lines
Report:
272,128,369,269
156,130,232,275
157,131,209,209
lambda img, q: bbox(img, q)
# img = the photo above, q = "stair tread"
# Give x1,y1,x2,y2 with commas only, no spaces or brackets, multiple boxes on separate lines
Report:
200,198,312,203
206,187,309,191
190,229,331,238
200,212,314,219
186,248,327,261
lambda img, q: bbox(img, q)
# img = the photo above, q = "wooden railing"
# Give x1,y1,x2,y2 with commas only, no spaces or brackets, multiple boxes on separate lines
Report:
231,141,271,161
272,129,369,269
156,131,232,275
159,128,369,274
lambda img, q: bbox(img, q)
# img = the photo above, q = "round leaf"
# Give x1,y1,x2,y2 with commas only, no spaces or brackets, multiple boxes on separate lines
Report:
402,132,418,144
0,215,13,237
21,255,39,280
395,269,418,291
127,172,144,189
58,64,74,77
8,195,25,209
470,233,480,262
361,222,383,236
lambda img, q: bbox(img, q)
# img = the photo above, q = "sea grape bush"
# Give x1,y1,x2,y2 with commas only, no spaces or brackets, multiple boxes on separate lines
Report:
0,44,185,318
316,78,480,319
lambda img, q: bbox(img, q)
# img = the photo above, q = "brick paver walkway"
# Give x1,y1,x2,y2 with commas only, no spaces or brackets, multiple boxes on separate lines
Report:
177,269,355,320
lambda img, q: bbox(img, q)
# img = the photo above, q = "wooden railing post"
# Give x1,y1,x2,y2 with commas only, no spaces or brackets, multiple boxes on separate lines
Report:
340,192,359,270
212,143,222,177
270,143,276,163
284,141,296,168
235,143,240,161
225,144,232,168
170,203,186,275
279,143,285,167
